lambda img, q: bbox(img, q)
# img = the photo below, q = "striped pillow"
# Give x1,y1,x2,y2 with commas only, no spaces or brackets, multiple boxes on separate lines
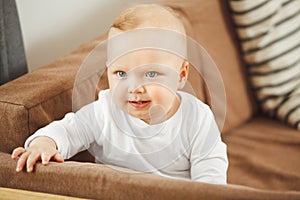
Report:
228,0,300,130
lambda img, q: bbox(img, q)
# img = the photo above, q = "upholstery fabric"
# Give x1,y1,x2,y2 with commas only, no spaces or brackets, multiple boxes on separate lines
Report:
0,0,27,85
1,152,300,200
228,0,300,130
223,117,300,191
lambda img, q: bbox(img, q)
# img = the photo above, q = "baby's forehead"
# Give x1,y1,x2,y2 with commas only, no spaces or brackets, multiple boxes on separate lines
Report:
108,49,182,70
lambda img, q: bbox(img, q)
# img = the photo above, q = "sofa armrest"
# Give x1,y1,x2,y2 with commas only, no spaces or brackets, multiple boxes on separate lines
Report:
0,36,106,154
1,152,299,200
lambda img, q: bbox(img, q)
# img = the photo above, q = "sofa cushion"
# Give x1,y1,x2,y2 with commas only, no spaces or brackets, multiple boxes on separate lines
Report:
228,0,300,130
223,117,300,191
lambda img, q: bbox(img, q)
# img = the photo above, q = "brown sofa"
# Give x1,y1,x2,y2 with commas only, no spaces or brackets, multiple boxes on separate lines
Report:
1,1,300,199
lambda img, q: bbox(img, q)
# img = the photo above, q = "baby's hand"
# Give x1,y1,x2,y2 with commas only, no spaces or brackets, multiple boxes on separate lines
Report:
11,136,64,172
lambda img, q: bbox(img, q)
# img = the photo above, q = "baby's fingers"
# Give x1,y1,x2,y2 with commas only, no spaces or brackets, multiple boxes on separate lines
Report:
11,147,26,160
16,151,30,172
26,152,41,172
53,152,64,163
41,153,51,165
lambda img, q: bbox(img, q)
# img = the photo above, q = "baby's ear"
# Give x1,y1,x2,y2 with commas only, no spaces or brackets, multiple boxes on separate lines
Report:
178,61,189,89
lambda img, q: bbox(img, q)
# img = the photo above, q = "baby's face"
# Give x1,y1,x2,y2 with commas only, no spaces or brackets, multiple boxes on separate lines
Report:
107,49,187,124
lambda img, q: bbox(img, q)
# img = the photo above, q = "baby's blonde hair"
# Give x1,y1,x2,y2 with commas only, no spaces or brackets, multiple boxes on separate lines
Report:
110,4,186,34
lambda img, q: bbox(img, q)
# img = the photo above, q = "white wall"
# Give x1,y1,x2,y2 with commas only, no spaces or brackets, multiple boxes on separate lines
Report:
16,0,146,71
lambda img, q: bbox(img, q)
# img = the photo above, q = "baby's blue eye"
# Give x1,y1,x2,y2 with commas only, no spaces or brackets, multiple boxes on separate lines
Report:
116,71,127,78
146,71,158,78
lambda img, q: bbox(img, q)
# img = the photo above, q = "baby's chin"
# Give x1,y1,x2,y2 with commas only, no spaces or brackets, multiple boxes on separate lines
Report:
127,105,169,125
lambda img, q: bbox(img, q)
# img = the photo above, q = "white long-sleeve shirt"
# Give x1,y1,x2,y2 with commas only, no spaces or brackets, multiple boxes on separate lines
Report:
25,89,228,184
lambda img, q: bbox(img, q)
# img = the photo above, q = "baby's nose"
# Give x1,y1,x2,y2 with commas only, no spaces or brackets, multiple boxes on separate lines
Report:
128,83,146,94
127,76,146,94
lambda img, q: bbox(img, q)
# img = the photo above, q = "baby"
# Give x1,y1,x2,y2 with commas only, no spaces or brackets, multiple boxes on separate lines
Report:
11,4,228,184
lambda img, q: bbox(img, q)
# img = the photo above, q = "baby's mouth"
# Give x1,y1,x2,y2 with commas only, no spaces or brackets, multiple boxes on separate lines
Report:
128,100,151,109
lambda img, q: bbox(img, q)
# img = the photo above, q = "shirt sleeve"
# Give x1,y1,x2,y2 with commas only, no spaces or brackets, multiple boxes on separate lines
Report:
24,100,103,159
189,107,228,184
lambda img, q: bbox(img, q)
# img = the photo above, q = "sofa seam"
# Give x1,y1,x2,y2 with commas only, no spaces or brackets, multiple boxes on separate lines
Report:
0,100,25,107
222,116,257,137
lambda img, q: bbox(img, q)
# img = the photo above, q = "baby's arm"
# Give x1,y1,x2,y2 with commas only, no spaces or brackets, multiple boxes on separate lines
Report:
190,138,228,184
11,99,101,172
11,136,64,172
190,109,228,184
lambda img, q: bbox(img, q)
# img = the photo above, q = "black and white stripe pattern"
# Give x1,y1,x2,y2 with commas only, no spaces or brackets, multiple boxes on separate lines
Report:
229,0,300,130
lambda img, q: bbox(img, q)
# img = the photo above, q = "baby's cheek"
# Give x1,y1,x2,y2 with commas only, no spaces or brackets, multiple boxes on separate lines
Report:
147,85,175,106
110,82,128,107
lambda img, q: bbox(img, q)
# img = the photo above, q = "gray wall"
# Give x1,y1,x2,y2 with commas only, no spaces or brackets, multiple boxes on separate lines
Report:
0,0,27,85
